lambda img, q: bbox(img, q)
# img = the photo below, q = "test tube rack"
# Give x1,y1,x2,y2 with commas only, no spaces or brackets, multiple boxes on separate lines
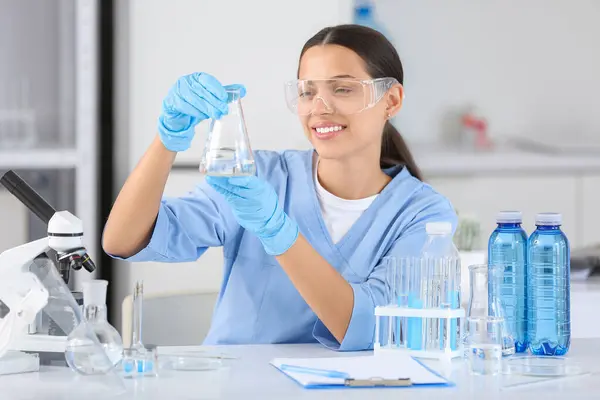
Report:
374,305,465,360
376,255,464,360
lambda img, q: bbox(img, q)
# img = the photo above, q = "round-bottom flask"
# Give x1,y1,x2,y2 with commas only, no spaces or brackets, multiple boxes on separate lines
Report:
65,280,123,375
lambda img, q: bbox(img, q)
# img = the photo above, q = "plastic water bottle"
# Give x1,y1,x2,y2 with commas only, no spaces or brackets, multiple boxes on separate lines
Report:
527,213,571,356
418,222,461,351
488,211,528,353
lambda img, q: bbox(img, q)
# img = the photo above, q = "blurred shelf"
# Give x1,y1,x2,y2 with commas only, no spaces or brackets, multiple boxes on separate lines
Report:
411,142,600,177
0,149,78,169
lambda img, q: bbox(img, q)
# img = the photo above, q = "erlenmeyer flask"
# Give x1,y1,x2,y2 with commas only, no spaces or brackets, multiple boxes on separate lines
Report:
199,87,256,177
465,264,515,356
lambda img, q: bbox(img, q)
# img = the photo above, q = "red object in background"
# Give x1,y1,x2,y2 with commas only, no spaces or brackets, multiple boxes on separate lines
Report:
462,113,492,149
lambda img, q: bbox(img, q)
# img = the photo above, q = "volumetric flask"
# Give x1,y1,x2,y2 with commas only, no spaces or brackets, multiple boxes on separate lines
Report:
199,87,256,176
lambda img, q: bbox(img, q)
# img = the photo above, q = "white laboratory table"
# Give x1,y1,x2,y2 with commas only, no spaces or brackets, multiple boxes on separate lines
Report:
3,339,600,400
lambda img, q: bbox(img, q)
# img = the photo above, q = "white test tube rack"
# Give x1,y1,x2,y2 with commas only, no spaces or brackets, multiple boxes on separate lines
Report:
374,305,465,360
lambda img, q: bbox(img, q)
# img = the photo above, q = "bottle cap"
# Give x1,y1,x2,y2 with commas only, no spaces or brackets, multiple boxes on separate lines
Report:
426,221,453,235
496,211,522,223
535,212,562,226
82,279,108,306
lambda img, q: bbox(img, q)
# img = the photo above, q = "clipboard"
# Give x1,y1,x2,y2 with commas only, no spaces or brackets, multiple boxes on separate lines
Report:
270,354,452,389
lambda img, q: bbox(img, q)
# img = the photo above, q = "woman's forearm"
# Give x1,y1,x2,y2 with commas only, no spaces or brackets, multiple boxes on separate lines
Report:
275,234,354,344
102,135,176,257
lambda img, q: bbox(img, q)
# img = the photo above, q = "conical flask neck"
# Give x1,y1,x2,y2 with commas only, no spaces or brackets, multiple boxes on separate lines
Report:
469,265,488,292
469,265,502,288
468,266,489,317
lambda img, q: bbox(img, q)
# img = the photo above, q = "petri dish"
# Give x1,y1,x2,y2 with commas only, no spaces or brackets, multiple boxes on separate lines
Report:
158,354,222,371
503,356,584,377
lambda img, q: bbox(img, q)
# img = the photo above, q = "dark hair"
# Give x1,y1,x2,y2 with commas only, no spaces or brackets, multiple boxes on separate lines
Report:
299,24,423,181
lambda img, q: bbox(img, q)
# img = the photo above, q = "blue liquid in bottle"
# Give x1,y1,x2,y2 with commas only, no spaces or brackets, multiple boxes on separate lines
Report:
488,211,528,353
527,212,570,356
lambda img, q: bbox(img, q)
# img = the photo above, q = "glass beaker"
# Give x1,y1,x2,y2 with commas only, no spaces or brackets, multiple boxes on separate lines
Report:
464,264,515,356
199,87,256,177
65,280,123,375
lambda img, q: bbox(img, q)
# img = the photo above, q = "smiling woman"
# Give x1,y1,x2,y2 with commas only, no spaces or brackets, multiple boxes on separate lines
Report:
297,26,422,181
102,24,456,352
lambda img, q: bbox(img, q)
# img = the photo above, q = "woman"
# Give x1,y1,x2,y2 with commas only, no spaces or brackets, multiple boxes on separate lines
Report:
103,24,456,351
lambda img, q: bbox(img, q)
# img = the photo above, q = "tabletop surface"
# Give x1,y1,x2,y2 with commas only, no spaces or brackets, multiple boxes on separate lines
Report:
2,339,600,400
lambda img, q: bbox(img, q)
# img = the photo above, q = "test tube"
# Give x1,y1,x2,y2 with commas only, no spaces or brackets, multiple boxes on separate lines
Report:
439,257,451,350
384,257,396,347
451,258,461,350
132,281,144,350
435,258,443,350
421,257,433,351
395,258,411,348
385,256,397,307
439,258,461,350
407,257,424,350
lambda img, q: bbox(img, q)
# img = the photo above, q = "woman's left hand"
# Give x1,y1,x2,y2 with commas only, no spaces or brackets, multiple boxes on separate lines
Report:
205,176,299,255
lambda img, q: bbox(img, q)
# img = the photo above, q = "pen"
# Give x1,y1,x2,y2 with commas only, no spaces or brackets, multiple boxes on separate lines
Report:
279,364,350,379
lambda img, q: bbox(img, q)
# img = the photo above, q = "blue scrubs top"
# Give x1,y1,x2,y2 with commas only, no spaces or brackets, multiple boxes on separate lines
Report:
116,149,457,351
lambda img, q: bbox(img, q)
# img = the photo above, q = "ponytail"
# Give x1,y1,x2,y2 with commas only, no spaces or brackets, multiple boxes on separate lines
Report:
380,121,423,181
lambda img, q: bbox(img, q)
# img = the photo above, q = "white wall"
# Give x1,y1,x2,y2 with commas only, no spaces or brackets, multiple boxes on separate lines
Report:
376,0,600,144
112,0,353,329
127,0,353,166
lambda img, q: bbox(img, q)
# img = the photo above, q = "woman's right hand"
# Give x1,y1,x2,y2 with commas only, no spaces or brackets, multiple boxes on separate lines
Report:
157,72,246,152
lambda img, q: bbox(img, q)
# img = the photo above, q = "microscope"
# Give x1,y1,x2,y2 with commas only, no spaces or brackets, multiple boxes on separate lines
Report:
0,170,96,363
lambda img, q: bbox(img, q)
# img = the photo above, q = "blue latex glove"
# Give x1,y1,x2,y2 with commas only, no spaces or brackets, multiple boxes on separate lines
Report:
205,176,299,256
157,72,246,152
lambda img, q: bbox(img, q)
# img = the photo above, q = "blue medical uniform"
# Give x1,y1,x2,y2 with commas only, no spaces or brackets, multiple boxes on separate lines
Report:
117,149,457,351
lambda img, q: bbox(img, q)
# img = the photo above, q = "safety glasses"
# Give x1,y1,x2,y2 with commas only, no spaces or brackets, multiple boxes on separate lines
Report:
284,77,400,116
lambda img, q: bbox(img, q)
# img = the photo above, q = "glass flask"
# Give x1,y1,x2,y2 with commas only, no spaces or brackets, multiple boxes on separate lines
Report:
465,316,504,376
464,264,515,356
199,87,256,177
65,280,123,375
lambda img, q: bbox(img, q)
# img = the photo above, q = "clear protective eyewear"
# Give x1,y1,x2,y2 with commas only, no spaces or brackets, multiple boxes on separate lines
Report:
284,77,400,116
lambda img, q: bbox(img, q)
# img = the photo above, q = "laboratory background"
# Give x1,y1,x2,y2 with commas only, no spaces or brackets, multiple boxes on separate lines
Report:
1,0,600,362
